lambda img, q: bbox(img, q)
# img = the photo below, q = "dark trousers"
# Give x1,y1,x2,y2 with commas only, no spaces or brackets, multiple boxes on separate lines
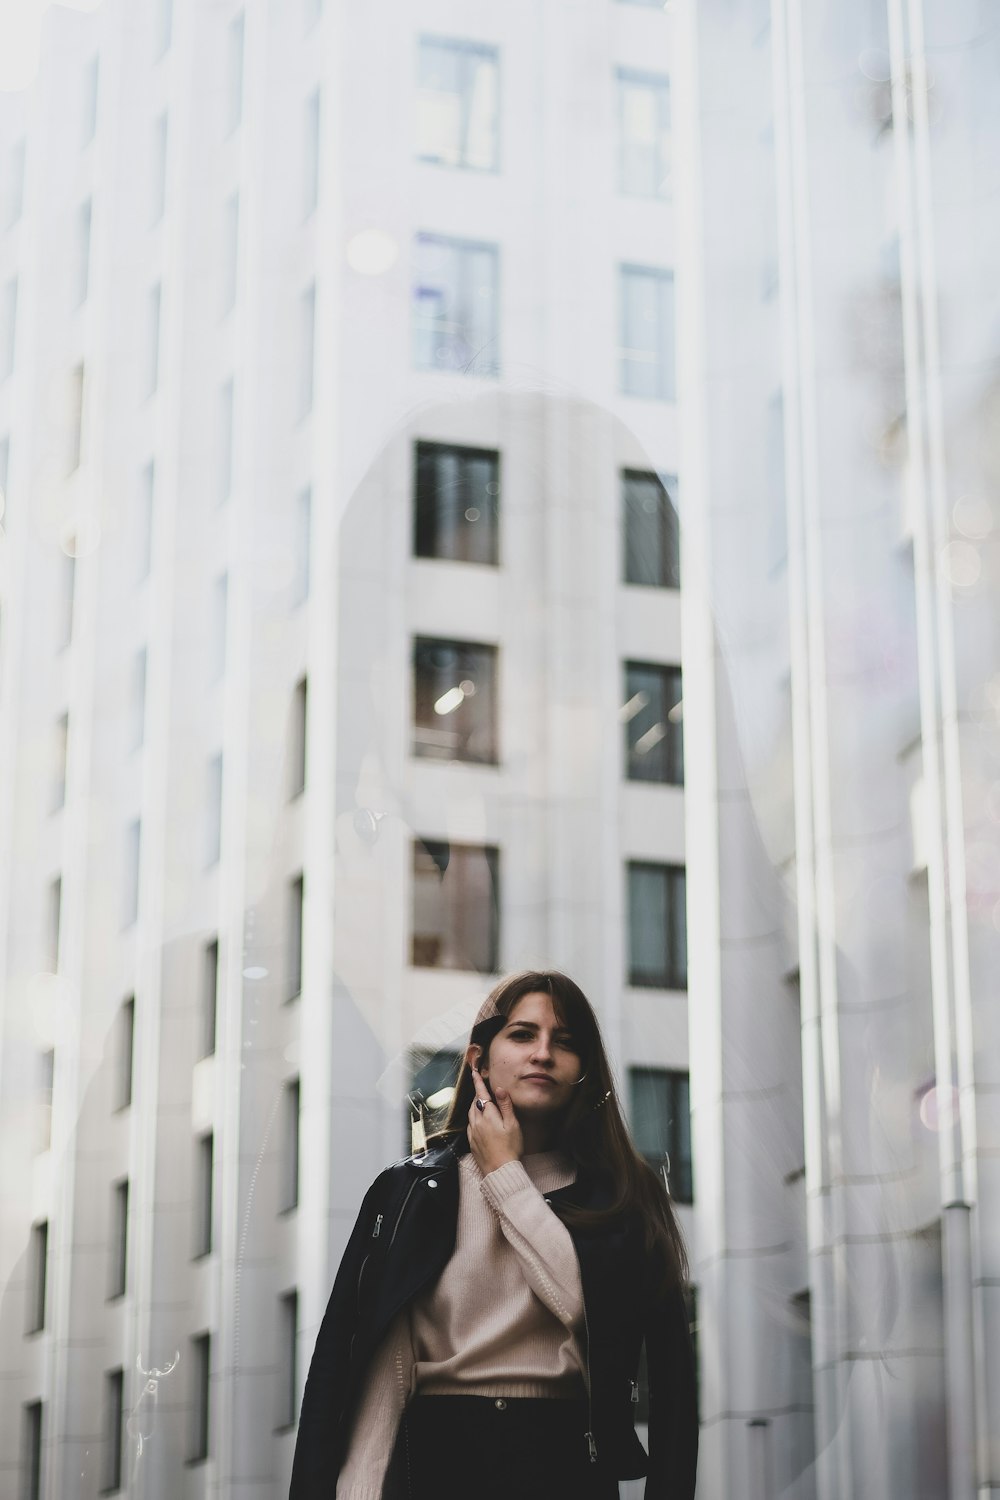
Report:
383,1394,621,1500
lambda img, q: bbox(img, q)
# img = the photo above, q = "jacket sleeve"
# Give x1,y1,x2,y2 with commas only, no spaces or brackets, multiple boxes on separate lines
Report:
335,1306,415,1500
643,1278,699,1500
288,1170,392,1500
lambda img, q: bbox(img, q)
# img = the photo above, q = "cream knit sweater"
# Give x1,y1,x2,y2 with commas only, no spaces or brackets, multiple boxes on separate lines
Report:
335,1150,588,1500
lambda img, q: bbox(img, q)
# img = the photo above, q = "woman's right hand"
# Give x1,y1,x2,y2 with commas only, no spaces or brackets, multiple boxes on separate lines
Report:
466,1066,523,1175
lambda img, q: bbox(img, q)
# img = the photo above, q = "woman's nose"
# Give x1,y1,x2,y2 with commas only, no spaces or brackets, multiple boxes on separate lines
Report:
530,1036,554,1062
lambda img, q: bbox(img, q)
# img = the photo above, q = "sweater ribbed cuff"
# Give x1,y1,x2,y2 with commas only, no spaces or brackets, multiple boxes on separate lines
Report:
479,1159,534,1208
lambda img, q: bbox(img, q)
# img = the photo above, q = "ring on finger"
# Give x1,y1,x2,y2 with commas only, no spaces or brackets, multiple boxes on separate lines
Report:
475,1099,487,1113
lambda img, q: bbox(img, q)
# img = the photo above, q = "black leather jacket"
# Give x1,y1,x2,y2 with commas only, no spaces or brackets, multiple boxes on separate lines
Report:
289,1140,698,1499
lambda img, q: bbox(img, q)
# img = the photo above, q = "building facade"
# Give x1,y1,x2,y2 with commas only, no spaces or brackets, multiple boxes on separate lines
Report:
0,3,690,1498
678,1,1000,1497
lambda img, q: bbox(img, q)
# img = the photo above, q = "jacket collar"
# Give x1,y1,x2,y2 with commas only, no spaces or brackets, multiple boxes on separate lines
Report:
402,1137,614,1213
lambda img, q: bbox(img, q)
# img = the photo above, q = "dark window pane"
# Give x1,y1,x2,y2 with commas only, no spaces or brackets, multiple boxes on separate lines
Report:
23,1401,43,1500
26,1221,47,1333
629,1067,693,1202
188,1333,210,1461
414,441,499,564
280,1079,300,1213
116,997,134,1110
276,1291,298,1429
289,678,307,798
627,862,686,989
108,1180,128,1299
202,940,219,1058
413,637,498,764
193,1134,213,1257
623,470,679,588
623,662,683,785
100,1368,124,1493
287,875,304,1000
411,840,499,972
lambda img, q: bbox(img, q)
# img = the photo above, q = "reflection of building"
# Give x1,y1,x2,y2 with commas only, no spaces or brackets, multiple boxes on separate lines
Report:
0,5,687,1499
680,3,1000,1498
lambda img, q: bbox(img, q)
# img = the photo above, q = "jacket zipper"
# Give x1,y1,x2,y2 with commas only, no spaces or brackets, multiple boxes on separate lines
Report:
581,1297,598,1462
631,1378,639,1404
388,1176,422,1249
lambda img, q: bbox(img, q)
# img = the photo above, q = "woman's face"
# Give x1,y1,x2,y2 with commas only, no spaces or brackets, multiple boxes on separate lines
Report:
475,991,584,1125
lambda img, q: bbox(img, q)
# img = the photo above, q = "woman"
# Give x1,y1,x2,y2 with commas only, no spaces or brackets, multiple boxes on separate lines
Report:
289,970,698,1500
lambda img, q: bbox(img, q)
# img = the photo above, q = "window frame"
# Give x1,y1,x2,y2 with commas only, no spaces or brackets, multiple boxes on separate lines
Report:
622,660,684,786
412,634,500,766
413,439,501,566
415,34,501,174
626,859,687,990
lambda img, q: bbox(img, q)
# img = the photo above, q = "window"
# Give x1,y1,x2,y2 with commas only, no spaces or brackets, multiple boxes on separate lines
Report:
4,139,25,229
226,12,245,136
136,462,154,581
416,37,499,172
622,662,683,785
289,677,307,798
303,90,320,218
58,547,77,647
154,0,173,58
413,637,498,763
201,938,219,1057
411,839,499,972
407,1048,461,1152
279,1077,300,1213
38,1050,54,1153
206,754,223,866
298,282,315,417
211,572,228,681
623,469,679,588
414,441,499,565
287,874,304,1000
627,861,686,989
82,56,99,145
276,1291,298,1429
145,283,162,396
123,820,141,928
628,1067,692,1202
130,648,147,752
52,713,68,812
413,234,499,377
617,69,670,198
292,486,311,605
189,1332,211,1461
619,265,674,400
26,1221,48,1333
67,364,84,471
101,1368,124,1493
221,194,239,314
1,277,17,381
218,379,234,503
303,0,322,28
75,198,92,306
108,1180,128,1299
23,1401,43,1500
115,997,135,1110
193,1133,214,1257
47,877,62,972
151,115,168,224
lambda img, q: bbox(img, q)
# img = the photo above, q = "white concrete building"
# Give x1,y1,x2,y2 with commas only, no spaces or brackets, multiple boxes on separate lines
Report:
0,3,690,1498
678,2,1000,1498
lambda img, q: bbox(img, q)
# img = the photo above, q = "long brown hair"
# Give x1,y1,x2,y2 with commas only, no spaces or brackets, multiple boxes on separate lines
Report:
429,969,689,1295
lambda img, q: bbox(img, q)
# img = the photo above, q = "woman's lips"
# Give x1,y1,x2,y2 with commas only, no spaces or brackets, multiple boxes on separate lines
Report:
522,1074,557,1085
